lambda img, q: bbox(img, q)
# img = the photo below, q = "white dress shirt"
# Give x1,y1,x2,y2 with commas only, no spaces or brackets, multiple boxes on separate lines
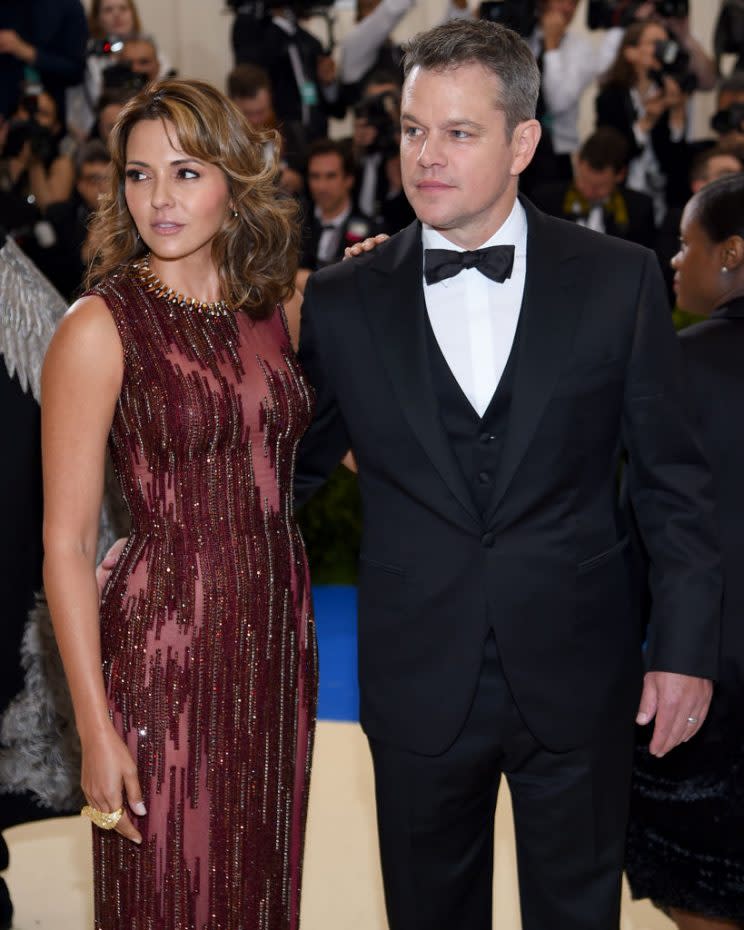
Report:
316,204,352,264
422,199,528,418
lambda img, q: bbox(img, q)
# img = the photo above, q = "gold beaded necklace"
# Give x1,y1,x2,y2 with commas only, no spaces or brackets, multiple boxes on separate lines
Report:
133,254,233,318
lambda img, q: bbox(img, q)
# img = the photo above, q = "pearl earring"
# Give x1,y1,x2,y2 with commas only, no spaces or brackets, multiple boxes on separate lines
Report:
232,210,239,218
722,265,729,273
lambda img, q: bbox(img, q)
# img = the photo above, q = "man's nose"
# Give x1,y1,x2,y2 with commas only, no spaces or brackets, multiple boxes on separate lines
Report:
416,134,445,168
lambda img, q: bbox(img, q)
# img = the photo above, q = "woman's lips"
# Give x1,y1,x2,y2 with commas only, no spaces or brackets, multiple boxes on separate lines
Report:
151,222,184,236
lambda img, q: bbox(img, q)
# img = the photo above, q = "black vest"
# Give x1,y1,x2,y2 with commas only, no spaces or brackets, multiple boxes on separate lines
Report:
425,310,522,520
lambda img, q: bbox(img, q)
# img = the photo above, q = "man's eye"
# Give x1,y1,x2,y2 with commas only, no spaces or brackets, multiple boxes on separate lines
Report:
451,130,470,140
125,169,147,182
403,126,421,138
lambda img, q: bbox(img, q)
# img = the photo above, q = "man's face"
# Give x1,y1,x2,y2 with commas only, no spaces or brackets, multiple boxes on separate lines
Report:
574,159,621,204
77,159,112,209
234,88,274,130
121,40,159,82
400,63,538,249
308,152,353,217
692,154,742,193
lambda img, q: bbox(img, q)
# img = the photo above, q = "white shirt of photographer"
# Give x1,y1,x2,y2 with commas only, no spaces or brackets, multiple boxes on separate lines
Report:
422,199,527,418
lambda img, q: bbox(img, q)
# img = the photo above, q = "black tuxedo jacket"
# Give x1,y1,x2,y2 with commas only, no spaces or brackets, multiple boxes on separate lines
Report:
295,198,721,755
298,207,380,272
530,181,656,248
679,298,744,685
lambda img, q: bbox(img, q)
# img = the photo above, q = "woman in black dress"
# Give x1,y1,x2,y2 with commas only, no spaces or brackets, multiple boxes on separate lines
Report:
625,174,744,929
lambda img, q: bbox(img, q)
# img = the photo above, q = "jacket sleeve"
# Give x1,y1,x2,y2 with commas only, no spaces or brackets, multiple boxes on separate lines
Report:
294,275,353,508
621,251,722,679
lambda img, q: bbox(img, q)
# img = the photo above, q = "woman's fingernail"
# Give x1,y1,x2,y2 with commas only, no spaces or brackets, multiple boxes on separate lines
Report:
134,836,142,845
132,801,147,816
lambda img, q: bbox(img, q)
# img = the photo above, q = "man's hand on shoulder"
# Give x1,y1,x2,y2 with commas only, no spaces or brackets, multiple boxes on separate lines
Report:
343,234,389,260
636,670,713,757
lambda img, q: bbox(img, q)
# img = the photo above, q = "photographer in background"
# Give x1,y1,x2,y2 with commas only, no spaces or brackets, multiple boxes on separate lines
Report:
531,127,656,246
232,2,345,142
35,141,112,300
227,63,307,195
339,0,413,105
596,19,692,223
0,88,74,225
710,73,744,150
523,0,626,186
350,70,414,233
120,35,173,86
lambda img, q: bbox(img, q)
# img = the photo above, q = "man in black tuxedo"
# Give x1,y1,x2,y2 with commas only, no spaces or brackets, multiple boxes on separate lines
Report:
531,127,656,247
295,18,721,930
298,139,379,273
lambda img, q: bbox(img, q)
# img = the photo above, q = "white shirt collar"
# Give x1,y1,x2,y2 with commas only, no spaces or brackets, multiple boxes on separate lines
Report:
272,14,297,35
421,198,528,257
315,203,352,229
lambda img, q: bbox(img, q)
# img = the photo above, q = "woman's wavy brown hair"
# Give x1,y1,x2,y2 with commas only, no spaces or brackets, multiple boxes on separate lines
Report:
86,78,300,319
88,0,142,39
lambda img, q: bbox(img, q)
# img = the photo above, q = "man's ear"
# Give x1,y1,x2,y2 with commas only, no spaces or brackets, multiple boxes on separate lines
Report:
511,119,542,177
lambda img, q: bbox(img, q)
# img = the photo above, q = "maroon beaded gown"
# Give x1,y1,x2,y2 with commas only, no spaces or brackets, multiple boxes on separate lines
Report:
91,266,317,930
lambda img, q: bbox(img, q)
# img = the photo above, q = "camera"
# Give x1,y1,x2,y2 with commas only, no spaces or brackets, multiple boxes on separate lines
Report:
2,82,59,166
587,0,688,31
479,0,537,38
354,91,400,158
101,62,149,94
651,39,697,94
711,102,744,136
88,35,125,56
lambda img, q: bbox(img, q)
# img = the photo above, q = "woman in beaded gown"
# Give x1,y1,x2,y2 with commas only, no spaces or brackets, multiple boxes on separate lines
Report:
41,80,317,930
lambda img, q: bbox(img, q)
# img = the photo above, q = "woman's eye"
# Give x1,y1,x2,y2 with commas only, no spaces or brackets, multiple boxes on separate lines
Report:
125,169,147,182
178,168,199,179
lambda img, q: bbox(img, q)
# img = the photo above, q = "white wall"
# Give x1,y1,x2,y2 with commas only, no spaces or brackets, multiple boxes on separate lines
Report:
86,0,724,139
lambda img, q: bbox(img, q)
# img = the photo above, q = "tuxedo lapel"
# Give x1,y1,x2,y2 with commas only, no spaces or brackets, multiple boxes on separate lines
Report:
486,201,585,522
361,222,480,526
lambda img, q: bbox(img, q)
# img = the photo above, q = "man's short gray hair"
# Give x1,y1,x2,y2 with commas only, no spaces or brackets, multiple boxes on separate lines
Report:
401,19,540,137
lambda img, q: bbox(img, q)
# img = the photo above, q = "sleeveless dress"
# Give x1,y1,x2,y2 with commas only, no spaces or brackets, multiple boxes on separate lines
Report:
91,267,317,930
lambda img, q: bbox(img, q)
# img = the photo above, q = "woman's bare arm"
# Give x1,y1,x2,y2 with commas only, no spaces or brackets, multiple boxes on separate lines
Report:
42,295,144,842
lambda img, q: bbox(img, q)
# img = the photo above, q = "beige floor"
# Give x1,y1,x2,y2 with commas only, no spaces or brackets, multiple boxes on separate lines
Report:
5,722,673,930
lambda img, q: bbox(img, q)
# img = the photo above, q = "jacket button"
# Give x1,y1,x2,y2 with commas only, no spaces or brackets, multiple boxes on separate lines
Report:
478,471,491,485
479,432,494,444
481,532,495,548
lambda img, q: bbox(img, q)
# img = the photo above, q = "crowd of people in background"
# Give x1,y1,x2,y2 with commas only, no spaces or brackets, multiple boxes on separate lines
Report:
1,0,742,307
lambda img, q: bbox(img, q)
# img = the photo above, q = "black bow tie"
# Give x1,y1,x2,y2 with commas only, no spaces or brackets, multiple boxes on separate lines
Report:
424,244,515,286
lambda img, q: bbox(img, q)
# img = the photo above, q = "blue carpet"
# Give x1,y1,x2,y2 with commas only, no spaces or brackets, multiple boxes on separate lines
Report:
312,585,359,722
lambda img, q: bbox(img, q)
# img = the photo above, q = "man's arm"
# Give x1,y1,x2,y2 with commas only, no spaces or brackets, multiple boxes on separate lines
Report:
294,275,354,508
622,251,722,756
340,0,414,85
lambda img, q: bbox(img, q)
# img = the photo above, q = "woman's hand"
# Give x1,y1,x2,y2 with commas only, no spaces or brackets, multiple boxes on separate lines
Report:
81,724,146,844
343,234,389,260
96,536,128,598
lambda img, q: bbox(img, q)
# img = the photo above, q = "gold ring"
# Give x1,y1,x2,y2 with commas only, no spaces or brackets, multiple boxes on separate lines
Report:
81,805,124,830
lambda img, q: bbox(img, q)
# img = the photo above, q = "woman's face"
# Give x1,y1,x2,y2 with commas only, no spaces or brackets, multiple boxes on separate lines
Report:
98,0,136,37
625,23,667,77
124,118,231,266
671,208,726,316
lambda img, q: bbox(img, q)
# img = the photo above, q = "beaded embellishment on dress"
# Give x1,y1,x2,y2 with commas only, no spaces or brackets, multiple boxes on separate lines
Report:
90,266,317,930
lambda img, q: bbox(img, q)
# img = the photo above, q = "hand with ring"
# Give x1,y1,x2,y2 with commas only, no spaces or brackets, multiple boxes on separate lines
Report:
635,670,713,757
80,723,147,844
